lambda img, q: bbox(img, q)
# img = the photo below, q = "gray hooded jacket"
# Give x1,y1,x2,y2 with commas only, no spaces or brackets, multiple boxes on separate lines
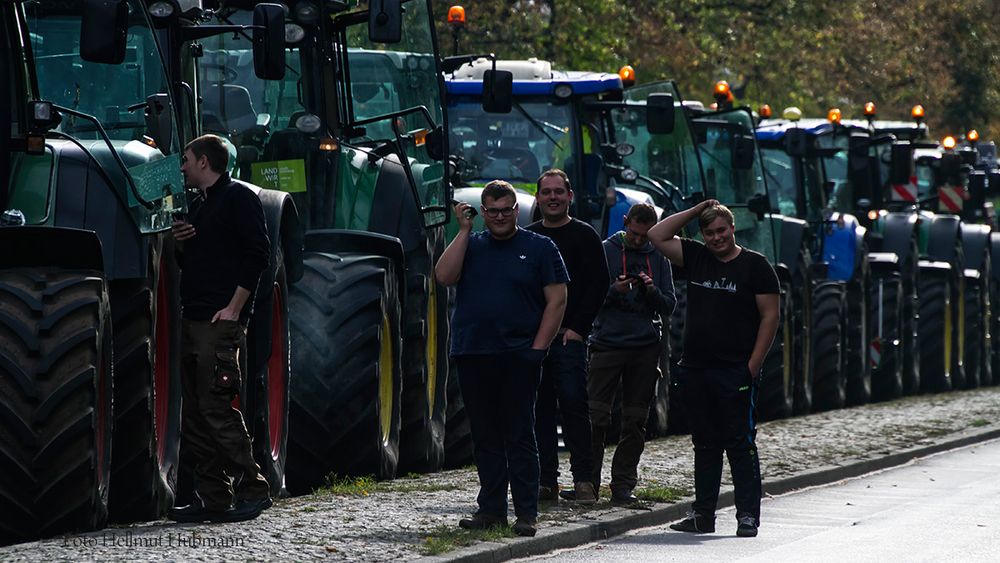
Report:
590,231,676,348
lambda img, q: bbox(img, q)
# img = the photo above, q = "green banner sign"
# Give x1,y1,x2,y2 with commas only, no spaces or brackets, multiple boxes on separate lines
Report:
251,159,308,193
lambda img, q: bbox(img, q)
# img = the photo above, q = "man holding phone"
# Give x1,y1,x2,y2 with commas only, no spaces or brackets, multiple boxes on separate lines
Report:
587,203,675,505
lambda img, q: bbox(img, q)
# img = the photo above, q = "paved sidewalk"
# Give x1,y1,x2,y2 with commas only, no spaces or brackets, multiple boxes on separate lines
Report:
3,387,1000,561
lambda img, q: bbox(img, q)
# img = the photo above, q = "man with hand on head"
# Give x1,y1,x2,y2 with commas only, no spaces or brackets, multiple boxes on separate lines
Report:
647,199,779,538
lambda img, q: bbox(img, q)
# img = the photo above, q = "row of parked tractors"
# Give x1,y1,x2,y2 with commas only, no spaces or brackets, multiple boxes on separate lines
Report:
3,0,998,548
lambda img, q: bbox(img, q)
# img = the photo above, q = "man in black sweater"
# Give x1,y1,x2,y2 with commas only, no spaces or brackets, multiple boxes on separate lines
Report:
588,203,675,505
527,169,609,504
168,134,272,524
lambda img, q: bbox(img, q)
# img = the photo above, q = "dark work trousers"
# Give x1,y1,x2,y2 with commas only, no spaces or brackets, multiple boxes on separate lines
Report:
455,348,544,520
587,341,661,495
535,338,594,487
680,364,761,522
180,319,270,511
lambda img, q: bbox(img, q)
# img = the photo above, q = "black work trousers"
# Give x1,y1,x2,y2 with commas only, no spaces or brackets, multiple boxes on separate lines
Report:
587,341,661,495
455,348,544,520
679,364,761,521
180,319,270,511
535,338,594,487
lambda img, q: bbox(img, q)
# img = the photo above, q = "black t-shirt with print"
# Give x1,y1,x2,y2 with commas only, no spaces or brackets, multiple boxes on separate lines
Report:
680,238,779,367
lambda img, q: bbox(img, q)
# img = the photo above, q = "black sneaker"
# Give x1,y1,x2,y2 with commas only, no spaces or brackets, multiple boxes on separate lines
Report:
222,497,273,523
512,518,537,537
736,514,758,537
610,490,639,506
167,501,233,524
538,484,559,502
669,511,715,533
458,513,508,530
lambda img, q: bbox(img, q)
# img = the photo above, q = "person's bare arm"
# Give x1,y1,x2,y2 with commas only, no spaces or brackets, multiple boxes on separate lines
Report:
434,202,475,286
213,286,252,322
647,199,719,266
748,293,780,378
533,283,567,350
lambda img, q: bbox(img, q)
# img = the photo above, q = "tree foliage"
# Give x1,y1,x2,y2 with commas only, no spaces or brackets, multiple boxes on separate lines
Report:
434,0,1000,137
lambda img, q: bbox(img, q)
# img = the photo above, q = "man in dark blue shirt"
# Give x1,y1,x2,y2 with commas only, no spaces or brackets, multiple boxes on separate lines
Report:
168,134,272,524
436,180,568,537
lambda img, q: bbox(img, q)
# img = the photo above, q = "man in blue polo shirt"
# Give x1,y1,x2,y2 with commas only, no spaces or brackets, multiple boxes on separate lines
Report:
436,180,568,538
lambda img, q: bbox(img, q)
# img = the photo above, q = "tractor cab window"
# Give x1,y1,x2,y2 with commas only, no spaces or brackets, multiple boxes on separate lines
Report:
195,9,308,189
447,100,573,192
761,147,798,216
341,0,448,224
609,102,703,209
817,132,850,212
22,0,184,233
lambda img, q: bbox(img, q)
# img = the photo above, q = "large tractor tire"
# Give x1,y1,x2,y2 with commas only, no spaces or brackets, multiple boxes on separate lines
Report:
107,243,182,523
246,243,290,497
758,279,793,421
286,253,402,493
645,336,670,438
810,282,847,412
900,250,921,395
961,276,984,389
399,229,449,474
667,280,688,434
870,273,904,401
0,269,113,544
442,286,473,469
792,252,814,416
844,269,871,406
918,268,953,393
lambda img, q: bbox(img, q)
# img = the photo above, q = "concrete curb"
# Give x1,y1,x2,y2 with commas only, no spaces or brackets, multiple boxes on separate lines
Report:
418,425,1000,563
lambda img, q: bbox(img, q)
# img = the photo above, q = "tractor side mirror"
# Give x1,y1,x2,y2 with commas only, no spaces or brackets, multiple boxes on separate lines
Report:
967,170,986,212
989,171,1000,197
80,0,127,64
733,134,755,170
747,192,770,220
253,4,286,80
783,128,809,157
482,70,513,114
646,93,675,134
369,0,403,44
425,125,445,161
889,142,914,185
143,93,174,156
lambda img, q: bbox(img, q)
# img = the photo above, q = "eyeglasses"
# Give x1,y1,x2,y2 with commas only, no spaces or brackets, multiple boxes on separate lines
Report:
482,205,517,218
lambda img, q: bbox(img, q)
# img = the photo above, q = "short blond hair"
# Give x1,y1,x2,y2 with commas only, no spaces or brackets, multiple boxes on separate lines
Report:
698,204,735,230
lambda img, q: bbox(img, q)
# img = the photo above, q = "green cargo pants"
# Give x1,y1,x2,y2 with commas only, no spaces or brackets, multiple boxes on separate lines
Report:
181,318,270,510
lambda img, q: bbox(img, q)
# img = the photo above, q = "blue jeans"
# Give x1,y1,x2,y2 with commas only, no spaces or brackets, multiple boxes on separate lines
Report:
455,348,544,520
535,338,594,486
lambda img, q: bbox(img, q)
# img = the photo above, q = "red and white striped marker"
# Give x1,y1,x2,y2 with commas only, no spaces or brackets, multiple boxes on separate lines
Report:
938,184,967,213
869,337,882,368
892,176,918,202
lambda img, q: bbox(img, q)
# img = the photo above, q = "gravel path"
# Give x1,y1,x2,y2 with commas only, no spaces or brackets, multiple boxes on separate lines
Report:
4,386,1000,561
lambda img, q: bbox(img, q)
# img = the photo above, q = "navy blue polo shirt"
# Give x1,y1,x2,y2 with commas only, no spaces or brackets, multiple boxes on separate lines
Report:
451,228,569,355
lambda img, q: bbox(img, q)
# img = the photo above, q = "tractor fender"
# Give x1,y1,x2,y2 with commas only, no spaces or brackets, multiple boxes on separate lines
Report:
303,229,406,309
959,223,991,273
991,232,1000,284
867,251,901,276
773,262,791,285
880,212,919,266
0,226,104,273
925,214,962,263
777,216,808,277
245,184,304,284
369,154,424,255
823,212,865,282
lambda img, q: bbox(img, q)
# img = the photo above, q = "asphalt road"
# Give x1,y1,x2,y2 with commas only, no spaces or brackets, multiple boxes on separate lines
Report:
530,438,1000,562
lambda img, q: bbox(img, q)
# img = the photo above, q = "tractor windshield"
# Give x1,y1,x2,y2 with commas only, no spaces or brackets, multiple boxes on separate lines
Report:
608,101,704,208
447,99,573,191
17,0,184,232
693,109,766,204
341,0,449,225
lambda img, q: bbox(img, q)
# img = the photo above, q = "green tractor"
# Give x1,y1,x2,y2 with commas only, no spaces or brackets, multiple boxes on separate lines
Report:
157,0,459,488
1,0,192,542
